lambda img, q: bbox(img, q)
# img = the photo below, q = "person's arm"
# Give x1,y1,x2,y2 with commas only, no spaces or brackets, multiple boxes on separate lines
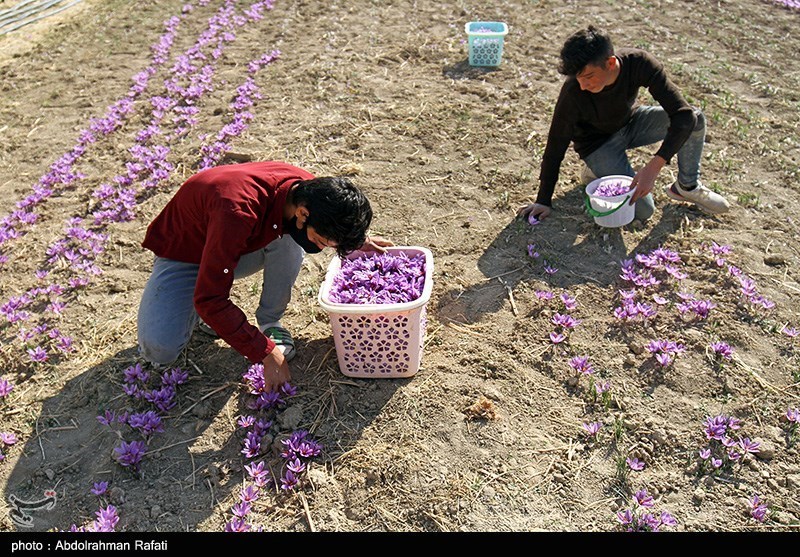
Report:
193,207,276,363
518,86,576,220
628,52,696,203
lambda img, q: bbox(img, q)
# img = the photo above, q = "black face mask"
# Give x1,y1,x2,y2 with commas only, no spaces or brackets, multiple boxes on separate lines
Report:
285,216,323,254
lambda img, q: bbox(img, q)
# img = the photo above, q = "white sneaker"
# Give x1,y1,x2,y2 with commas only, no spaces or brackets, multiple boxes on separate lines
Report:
665,181,730,214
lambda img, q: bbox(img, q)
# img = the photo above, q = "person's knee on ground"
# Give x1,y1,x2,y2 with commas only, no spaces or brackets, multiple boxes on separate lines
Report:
137,335,184,366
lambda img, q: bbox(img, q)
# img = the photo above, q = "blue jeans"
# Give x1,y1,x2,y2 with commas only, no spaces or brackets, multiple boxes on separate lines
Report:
583,105,706,221
137,234,304,364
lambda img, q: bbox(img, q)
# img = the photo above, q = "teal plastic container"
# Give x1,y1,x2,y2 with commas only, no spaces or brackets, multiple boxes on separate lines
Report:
464,21,508,67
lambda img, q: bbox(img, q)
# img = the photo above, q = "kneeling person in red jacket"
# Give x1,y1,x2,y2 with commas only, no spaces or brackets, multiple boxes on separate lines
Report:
137,161,390,391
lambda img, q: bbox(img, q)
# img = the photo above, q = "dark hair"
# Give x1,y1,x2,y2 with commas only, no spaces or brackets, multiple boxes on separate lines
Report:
291,176,373,257
558,26,614,76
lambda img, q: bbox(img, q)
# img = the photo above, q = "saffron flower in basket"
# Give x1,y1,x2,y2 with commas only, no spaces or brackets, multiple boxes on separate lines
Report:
327,251,426,304
594,179,631,197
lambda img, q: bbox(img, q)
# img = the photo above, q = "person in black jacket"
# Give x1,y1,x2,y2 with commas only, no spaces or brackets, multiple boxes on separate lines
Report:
518,25,730,223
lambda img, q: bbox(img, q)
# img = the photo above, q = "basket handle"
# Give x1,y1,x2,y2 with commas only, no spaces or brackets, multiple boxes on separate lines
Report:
584,194,631,217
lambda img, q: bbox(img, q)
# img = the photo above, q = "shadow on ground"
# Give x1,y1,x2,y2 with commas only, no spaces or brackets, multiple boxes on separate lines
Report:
3,330,405,531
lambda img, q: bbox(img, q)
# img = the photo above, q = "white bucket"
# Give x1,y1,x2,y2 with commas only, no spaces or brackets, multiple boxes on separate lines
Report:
584,175,635,228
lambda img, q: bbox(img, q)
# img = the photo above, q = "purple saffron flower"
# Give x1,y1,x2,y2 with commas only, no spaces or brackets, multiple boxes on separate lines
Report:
237,415,255,428
161,367,188,386
660,512,677,527
27,346,49,363
710,341,734,360
626,457,645,471
699,448,711,460
594,380,611,395
245,461,269,482
633,489,654,508
286,457,306,474
652,294,669,305
127,411,164,437
280,383,298,397
527,214,540,226
552,313,580,329
240,485,260,504
0,432,18,445
241,432,263,459
549,331,566,344
655,353,673,367
738,437,760,455
535,290,554,301
123,363,149,384
543,263,558,275
225,518,251,532
232,501,251,518
296,440,323,458
0,378,13,398
97,410,116,426
527,244,540,258
582,422,602,436
569,356,593,375
280,470,299,491
93,505,119,532
711,457,723,469
616,509,634,525
787,408,800,423
782,325,800,338
91,481,108,496
113,440,146,469
560,292,577,310
749,494,768,522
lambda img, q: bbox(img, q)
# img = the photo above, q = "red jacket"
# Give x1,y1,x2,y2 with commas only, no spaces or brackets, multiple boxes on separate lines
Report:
142,161,315,363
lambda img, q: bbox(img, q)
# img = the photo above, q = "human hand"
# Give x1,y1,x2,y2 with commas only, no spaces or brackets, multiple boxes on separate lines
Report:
261,345,291,392
517,202,552,222
358,234,394,254
629,156,666,204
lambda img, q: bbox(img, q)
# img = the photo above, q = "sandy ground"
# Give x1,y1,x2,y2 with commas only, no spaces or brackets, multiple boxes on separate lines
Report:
0,0,799,532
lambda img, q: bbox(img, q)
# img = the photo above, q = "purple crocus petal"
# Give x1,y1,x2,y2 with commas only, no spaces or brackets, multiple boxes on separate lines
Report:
232,501,251,518
782,325,800,338
237,415,255,428
616,509,634,525
626,457,645,471
711,458,723,469
224,518,251,532
660,512,677,527
581,422,601,436
0,432,18,445
633,489,654,508
0,378,14,397
239,485,260,504
698,448,711,460
738,437,760,455
91,481,109,496
549,331,566,344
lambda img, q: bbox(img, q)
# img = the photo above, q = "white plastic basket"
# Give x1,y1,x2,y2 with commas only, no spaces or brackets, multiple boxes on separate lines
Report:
584,175,635,228
318,247,434,378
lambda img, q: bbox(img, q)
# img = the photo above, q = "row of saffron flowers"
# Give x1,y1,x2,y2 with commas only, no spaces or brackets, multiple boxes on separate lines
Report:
525,226,794,528
225,365,323,532
0,0,283,530
0,0,280,371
